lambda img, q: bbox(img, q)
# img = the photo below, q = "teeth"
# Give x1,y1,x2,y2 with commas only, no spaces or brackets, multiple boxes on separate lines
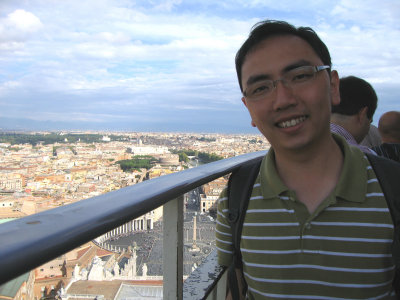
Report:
278,116,306,128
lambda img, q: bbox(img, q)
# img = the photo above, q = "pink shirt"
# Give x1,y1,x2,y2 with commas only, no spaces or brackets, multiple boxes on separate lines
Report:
330,123,376,154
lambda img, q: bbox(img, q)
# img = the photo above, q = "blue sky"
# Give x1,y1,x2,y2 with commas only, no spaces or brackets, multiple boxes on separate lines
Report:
0,0,399,133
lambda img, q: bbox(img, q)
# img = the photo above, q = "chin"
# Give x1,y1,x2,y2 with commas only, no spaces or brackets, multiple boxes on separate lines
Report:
278,138,313,153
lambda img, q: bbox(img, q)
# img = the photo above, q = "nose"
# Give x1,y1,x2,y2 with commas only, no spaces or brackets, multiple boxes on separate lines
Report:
272,80,297,111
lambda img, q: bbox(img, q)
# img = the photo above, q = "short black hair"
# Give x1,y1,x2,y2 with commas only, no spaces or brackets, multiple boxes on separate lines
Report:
333,76,377,119
235,20,332,92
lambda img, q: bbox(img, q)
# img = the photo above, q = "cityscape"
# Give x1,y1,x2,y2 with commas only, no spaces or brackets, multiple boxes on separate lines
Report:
0,130,270,299
1,1,398,298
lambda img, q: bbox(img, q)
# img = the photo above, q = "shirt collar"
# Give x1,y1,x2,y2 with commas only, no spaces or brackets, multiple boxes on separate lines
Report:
330,123,358,145
330,122,375,154
260,133,367,203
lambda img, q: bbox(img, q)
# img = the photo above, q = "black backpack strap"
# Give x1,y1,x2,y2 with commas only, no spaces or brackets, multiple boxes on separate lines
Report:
366,153,400,298
227,156,263,300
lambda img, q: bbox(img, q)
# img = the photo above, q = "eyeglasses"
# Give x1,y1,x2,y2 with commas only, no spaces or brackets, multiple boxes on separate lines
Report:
243,65,330,102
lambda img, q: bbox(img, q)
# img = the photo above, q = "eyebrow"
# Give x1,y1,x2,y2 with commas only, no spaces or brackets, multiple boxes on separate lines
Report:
245,59,313,87
245,74,270,87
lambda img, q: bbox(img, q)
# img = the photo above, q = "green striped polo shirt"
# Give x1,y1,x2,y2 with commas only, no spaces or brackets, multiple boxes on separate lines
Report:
216,134,395,299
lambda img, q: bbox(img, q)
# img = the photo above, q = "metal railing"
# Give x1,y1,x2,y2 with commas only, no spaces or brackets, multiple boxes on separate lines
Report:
0,150,267,299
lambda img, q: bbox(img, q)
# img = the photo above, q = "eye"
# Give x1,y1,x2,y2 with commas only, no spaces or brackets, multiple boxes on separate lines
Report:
291,72,313,82
289,67,315,83
250,81,272,96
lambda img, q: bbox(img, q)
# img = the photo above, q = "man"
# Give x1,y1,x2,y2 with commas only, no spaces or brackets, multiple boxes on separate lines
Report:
330,76,378,154
373,111,400,162
216,20,396,299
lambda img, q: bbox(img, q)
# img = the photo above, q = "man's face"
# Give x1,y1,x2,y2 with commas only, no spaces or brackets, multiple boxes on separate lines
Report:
241,35,339,154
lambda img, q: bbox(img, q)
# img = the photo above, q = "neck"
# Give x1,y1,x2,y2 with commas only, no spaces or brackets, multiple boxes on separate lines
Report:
273,134,343,213
275,133,340,167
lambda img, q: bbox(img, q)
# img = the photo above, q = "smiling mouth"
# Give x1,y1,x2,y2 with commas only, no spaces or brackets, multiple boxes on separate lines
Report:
277,116,307,128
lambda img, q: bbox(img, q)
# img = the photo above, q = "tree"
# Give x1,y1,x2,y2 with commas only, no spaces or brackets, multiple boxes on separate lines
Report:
179,152,189,163
116,155,158,172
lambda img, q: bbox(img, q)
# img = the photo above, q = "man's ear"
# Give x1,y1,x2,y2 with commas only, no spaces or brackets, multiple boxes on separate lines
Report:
241,96,248,107
330,70,340,106
241,97,256,127
357,107,369,124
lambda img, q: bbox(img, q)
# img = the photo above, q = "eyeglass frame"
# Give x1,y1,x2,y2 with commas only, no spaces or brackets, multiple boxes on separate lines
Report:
242,65,331,101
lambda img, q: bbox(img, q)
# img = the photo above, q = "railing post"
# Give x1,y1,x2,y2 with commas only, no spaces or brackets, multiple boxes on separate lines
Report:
163,195,184,299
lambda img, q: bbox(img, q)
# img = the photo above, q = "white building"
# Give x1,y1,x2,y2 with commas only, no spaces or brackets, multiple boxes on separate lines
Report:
130,146,169,156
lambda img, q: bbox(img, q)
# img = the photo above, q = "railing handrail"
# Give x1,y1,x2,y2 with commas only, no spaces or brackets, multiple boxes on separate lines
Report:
0,150,266,285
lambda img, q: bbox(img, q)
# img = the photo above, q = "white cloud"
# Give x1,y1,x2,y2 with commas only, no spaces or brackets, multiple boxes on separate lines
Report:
0,9,42,41
331,0,400,25
7,9,42,32
95,32,131,44
0,0,399,132
152,0,183,12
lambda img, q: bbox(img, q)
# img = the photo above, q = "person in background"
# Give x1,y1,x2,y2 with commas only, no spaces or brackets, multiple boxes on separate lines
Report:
330,76,378,154
372,111,400,162
361,124,382,148
216,20,397,299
